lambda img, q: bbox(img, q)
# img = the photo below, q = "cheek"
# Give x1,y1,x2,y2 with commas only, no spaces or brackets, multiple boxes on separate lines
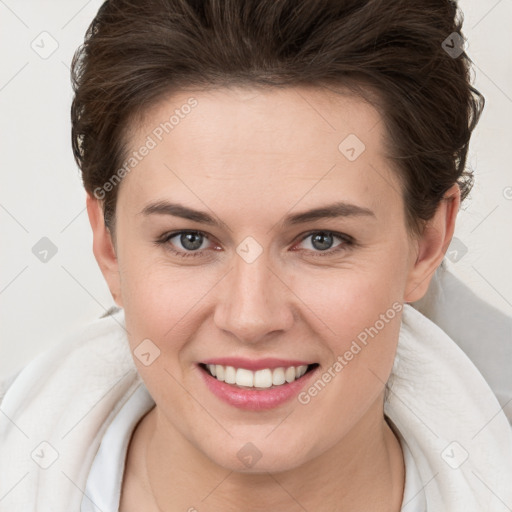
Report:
288,253,407,404
290,253,408,341
293,274,403,445
121,264,200,340
118,249,222,377
119,233,410,348
118,260,201,410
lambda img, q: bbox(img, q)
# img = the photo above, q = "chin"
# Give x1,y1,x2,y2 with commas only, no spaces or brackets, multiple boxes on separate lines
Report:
199,436,312,474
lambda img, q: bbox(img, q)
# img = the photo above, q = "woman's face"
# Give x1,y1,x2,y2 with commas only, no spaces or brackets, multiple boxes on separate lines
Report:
102,86,426,472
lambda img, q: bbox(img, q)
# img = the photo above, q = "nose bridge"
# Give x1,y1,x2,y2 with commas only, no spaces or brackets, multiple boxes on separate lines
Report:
214,248,292,343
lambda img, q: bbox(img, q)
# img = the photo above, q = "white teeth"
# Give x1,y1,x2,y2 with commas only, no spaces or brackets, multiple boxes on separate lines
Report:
224,365,236,384
285,366,296,383
272,367,285,385
215,365,225,381
236,368,254,387
295,365,308,378
205,363,313,388
254,369,272,388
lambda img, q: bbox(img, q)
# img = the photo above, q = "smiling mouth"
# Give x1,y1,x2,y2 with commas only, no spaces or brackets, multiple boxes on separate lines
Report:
198,363,319,389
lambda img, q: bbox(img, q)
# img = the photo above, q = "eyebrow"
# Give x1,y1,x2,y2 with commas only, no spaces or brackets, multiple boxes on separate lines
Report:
140,200,375,228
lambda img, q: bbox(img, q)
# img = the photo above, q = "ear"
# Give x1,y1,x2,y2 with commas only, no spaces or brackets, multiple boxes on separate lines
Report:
86,193,123,308
404,183,461,303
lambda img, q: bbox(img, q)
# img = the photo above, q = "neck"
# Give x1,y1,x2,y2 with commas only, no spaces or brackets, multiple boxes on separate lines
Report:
127,395,405,512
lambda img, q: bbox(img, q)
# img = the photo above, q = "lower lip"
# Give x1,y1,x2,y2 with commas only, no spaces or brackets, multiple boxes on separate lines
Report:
198,365,319,411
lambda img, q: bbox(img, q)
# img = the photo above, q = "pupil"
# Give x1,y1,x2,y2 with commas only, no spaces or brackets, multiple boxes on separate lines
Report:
312,233,332,251
180,232,333,252
182,232,202,250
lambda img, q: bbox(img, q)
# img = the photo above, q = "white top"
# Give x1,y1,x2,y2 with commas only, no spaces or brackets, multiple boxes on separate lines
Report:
81,384,427,512
3,297,511,510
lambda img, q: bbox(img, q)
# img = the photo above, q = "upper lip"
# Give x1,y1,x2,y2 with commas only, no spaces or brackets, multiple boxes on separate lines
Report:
200,357,314,371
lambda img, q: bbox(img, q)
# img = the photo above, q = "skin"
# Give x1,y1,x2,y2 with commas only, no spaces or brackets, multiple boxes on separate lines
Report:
86,85,460,511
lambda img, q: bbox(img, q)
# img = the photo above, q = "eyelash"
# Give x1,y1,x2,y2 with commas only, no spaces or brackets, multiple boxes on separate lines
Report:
154,230,355,259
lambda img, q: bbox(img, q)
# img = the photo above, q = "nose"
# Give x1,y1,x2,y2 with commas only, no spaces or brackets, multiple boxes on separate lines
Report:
213,250,294,344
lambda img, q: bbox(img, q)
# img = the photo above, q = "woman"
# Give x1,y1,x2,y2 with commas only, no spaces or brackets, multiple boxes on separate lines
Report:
1,0,511,510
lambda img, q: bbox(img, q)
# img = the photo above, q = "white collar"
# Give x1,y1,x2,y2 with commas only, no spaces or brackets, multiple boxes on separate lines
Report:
384,305,512,511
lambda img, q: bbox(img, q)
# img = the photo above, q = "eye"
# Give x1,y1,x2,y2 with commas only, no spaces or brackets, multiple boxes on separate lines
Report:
155,229,354,259
294,231,353,257
155,230,214,258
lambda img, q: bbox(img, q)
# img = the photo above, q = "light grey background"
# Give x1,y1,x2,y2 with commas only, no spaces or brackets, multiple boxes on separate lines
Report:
1,0,511,379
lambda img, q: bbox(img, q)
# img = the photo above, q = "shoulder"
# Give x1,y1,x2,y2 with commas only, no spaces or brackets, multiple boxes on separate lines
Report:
0,368,23,406
0,307,131,411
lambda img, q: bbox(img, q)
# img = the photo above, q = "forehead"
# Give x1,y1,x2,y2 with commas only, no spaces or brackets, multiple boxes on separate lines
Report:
120,85,402,222
130,85,384,159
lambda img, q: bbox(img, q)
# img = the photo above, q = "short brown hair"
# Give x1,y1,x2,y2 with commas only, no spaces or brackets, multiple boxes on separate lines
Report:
70,0,484,236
